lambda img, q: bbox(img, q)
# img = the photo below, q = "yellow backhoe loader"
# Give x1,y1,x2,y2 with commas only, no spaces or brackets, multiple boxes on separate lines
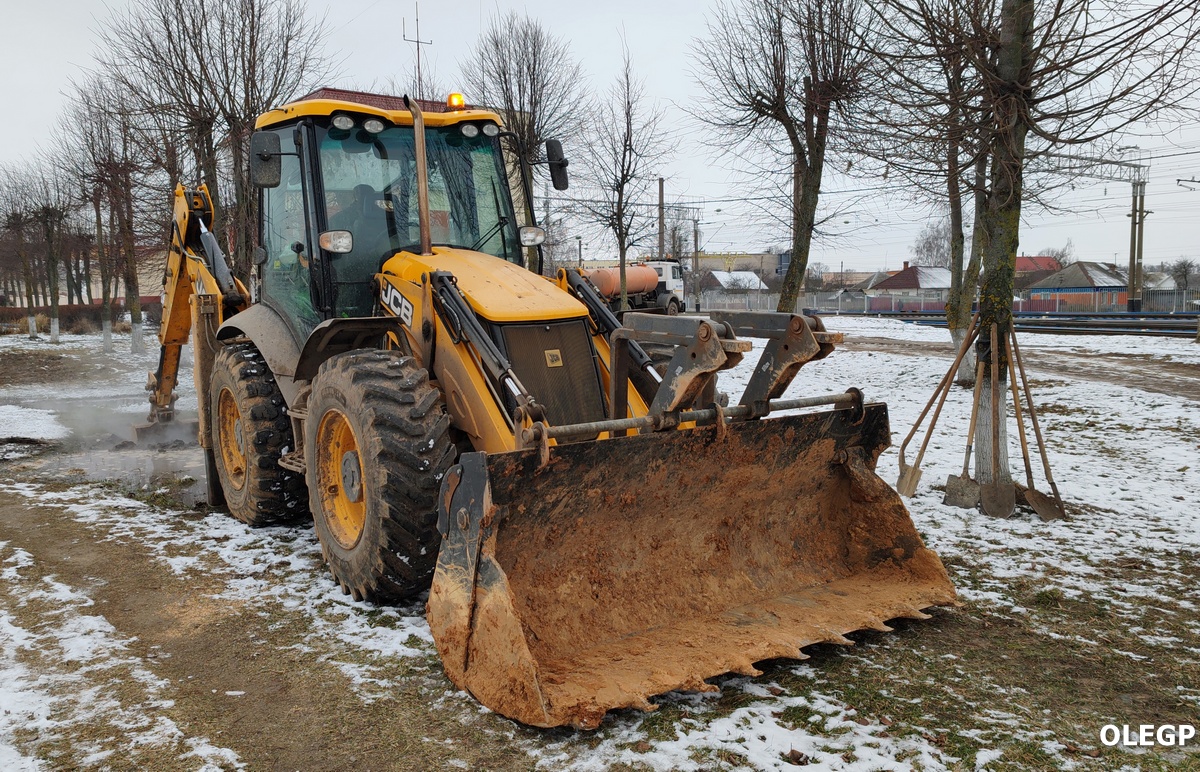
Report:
142,89,956,729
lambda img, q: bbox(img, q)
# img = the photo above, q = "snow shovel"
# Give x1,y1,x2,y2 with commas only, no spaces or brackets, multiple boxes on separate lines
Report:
980,323,1015,518
943,360,984,509
1009,328,1066,520
897,314,979,497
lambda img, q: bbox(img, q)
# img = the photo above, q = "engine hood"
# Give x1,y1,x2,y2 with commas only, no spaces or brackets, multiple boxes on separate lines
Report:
382,247,587,323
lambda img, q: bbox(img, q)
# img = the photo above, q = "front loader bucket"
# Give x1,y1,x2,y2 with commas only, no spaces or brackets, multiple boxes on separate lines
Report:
427,404,956,729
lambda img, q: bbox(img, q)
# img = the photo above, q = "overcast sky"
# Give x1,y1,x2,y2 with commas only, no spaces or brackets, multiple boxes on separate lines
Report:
2,0,1198,272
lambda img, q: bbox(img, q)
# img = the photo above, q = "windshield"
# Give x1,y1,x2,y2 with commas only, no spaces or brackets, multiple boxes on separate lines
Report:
318,122,519,263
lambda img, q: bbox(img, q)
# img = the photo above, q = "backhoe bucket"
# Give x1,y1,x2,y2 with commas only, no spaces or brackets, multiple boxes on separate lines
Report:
427,404,957,729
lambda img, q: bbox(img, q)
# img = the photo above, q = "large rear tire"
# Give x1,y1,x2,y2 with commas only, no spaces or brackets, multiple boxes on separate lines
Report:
209,341,307,525
305,350,456,602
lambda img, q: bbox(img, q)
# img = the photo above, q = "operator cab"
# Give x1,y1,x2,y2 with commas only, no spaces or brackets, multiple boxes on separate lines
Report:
252,95,524,341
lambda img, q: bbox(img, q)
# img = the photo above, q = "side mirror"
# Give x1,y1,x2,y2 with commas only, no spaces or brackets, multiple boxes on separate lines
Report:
519,226,546,247
545,139,569,191
249,131,281,188
318,230,354,254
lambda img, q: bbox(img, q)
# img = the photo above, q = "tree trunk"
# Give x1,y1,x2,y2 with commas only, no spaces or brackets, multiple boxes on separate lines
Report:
95,189,114,354
777,150,810,313
973,0,1034,497
113,171,143,354
18,245,37,339
43,217,61,344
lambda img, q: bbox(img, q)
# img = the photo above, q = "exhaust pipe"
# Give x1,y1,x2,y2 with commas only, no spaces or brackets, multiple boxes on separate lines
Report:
402,95,433,256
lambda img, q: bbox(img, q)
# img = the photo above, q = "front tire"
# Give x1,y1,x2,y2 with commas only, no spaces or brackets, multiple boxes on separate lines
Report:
305,350,456,602
209,341,307,525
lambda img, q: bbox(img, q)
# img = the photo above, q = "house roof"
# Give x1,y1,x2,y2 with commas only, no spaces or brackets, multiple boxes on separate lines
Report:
871,265,952,290
851,270,893,291
1029,262,1126,290
1014,269,1059,290
1143,271,1177,290
708,270,768,290
1016,256,1062,272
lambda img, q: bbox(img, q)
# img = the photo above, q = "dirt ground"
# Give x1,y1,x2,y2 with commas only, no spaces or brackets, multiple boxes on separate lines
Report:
0,349,76,388
1,334,1198,771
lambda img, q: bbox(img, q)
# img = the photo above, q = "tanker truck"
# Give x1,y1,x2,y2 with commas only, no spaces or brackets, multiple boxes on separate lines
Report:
585,260,685,315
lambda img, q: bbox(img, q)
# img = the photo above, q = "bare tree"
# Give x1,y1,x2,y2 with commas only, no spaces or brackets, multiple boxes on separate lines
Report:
910,217,954,268
876,0,1200,506
0,167,39,338
804,261,828,291
57,76,141,352
96,0,330,275
577,46,671,311
27,165,73,343
692,0,874,312
462,12,587,169
1169,258,1196,291
1038,239,1075,267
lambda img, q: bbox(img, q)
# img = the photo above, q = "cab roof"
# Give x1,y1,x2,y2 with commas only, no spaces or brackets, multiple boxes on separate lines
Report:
255,87,504,130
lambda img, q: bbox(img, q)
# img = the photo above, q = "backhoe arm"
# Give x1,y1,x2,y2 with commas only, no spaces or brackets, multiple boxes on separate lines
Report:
142,185,248,431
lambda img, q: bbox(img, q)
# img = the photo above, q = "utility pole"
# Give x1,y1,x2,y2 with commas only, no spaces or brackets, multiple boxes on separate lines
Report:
576,236,582,268
692,218,701,312
403,3,433,100
657,177,665,260
1032,150,1149,314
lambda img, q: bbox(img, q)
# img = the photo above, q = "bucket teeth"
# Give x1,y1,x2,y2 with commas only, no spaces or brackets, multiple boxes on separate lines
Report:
865,619,895,633
902,608,934,620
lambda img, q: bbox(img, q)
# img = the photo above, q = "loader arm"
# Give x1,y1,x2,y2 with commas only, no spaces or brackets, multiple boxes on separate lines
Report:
140,185,249,434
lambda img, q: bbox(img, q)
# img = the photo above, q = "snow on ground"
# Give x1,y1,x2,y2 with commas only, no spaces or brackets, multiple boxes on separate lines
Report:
0,406,70,441
0,332,197,427
0,537,243,770
1,323,1197,769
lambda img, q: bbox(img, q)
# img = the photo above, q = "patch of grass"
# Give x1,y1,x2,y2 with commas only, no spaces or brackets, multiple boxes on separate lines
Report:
1033,587,1066,608
637,703,688,743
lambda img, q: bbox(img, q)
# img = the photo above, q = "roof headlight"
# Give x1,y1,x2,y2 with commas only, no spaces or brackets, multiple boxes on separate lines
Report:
481,123,499,138
460,123,480,138
331,114,355,131
363,118,386,134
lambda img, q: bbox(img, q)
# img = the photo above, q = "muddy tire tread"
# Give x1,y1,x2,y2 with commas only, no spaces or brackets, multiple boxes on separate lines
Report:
306,350,455,602
210,341,307,526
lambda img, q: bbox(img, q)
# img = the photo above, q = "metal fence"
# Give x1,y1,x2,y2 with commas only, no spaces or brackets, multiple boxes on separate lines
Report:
712,288,1200,315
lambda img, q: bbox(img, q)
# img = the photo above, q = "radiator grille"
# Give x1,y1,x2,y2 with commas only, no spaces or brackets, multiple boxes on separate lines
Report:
502,320,606,427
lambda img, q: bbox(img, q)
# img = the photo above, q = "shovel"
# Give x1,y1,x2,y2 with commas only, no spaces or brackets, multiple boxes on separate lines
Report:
897,314,979,497
1006,328,1052,519
1009,327,1067,520
943,360,984,509
980,323,1016,518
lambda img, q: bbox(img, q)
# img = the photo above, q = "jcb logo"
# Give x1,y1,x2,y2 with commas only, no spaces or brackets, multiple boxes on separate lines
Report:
544,349,563,368
380,282,414,326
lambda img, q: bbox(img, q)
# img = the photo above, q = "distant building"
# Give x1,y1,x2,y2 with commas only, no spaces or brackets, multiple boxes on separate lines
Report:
870,262,952,295
851,270,894,292
1015,255,1062,273
702,270,769,291
1027,261,1127,308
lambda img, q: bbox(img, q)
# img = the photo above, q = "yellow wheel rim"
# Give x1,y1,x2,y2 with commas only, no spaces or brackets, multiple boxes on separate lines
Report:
217,387,246,491
316,409,366,549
